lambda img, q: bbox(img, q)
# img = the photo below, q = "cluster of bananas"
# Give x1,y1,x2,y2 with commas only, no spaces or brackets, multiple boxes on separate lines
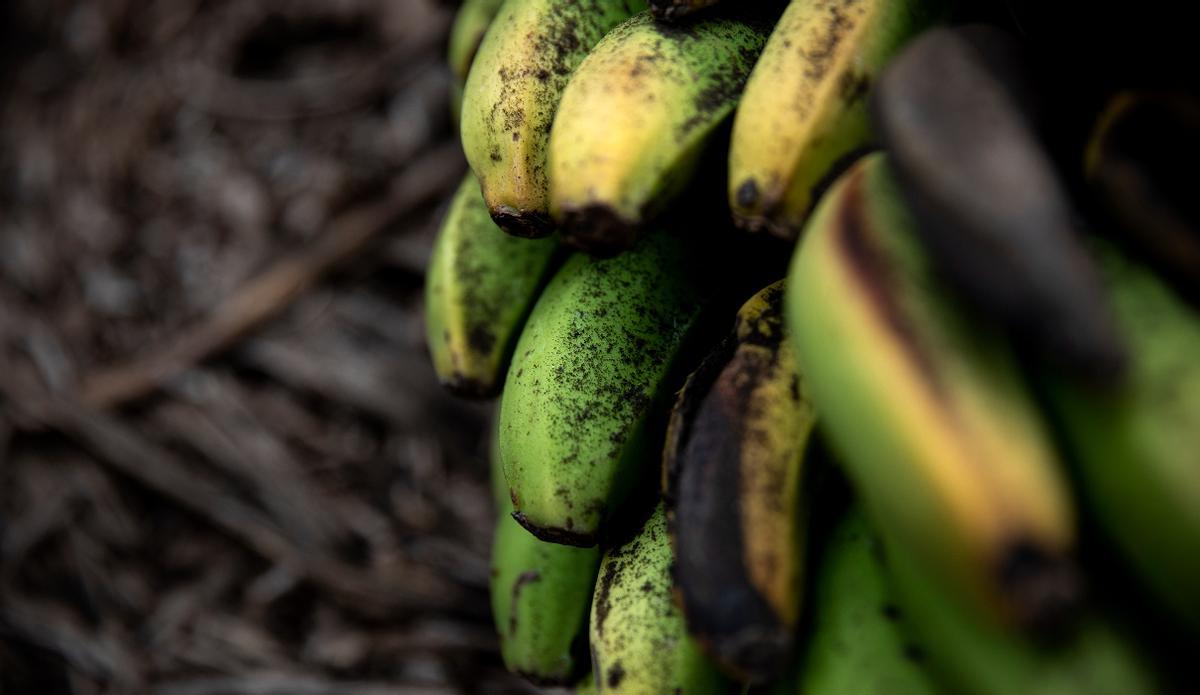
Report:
427,0,1199,692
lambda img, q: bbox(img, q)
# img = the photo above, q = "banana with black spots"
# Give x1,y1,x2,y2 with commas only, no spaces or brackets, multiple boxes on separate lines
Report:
425,173,561,398
1044,241,1200,633
461,0,648,237
498,229,715,546
448,0,506,122
664,279,817,682
728,0,942,239
548,10,768,255
590,503,730,693
786,153,1078,630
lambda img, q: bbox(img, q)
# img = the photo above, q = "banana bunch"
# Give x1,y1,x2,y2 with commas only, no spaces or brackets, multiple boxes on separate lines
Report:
425,1,1198,692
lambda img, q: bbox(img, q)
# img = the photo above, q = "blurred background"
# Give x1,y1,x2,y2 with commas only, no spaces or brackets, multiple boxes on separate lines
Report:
0,1,529,692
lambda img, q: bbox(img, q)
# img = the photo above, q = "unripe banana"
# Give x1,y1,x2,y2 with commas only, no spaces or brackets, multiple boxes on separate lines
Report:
649,0,721,21
499,230,714,546
448,0,506,122
425,174,561,398
786,153,1077,629
548,10,768,255
461,0,648,237
1084,91,1200,300
728,0,941,239
590,503,730,693
871,25,1125,381
776,504,941,695
664,280,817,682
1044,242,1200,633
884,525,1163,695
491,513,602,685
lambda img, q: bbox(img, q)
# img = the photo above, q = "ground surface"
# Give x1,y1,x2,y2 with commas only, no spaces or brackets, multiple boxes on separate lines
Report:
0,1,534,692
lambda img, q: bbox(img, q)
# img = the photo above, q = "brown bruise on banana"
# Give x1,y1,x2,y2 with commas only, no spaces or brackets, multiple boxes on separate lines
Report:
665,281,815,681
473,0,645,236
732,0,875,236
829,161,1077,627
554,14,765,254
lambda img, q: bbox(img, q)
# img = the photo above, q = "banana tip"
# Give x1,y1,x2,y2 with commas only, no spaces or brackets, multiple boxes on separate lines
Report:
559,205,641,258
511,510,598,548
439,373,500,399
490,206,555,238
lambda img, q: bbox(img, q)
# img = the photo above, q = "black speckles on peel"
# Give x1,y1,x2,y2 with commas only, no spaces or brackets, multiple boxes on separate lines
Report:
509,570,542,636
499,230,709,545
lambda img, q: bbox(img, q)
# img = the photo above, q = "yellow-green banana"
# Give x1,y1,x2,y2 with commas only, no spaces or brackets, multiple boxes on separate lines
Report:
590,503,730,693
883,525,1163,695
664,280,817,682
499,230,714,546
1044,242,1200,633
775,503,942,695
549,10,768,255
649,0,721,21
448,0,506,122
786,153,1077,629
728,0,941,239
461,0,648,237
425,174,560,398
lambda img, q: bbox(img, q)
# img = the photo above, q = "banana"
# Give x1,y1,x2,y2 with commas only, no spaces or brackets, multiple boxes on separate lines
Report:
883,524,1163,695
590,503,730,693
498,229,714,546
424,173,561,398
728,0,941,239
785,153,1077,629
1043,241,1200,633
461,0,648,237
548,10,768,256
491,512,602,684
777,503,941,695
871,25,1125,381
663,280,817,682
649,0,721,21
447,0,506,122
1084,91,1200,299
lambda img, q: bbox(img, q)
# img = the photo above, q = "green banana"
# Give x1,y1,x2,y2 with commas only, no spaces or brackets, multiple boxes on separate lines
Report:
728,0,941,239
461,0,648,237
1084,91,1200,298
1044,241,1200,633
424,173,560,398
786,153,1078,629
491,512,602,684
590,503,730,693
871,25,1125,380
649,0,721,21
664,280,817,682
548,10,768,255
447,0,506,122
778,503,942,695
498,230,714,546
884,525,1163,695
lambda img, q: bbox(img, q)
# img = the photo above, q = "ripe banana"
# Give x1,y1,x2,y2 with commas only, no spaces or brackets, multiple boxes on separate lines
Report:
424,174,560,398
884,523,1163,695
786,153,1077,629
1044,241,1200,633
871,25,1125,380
663,279,817,682
649,0,721,21
461,0,648,237
589,503,730,693
549,10,768,255
448,0,506,122
491,512,602,685
498,229,714,546
727,0,941,239
1084,91,1200,299
774,503,941,695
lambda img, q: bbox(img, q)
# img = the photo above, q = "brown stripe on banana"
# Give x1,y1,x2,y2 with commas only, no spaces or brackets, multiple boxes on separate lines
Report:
664,279,817,683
